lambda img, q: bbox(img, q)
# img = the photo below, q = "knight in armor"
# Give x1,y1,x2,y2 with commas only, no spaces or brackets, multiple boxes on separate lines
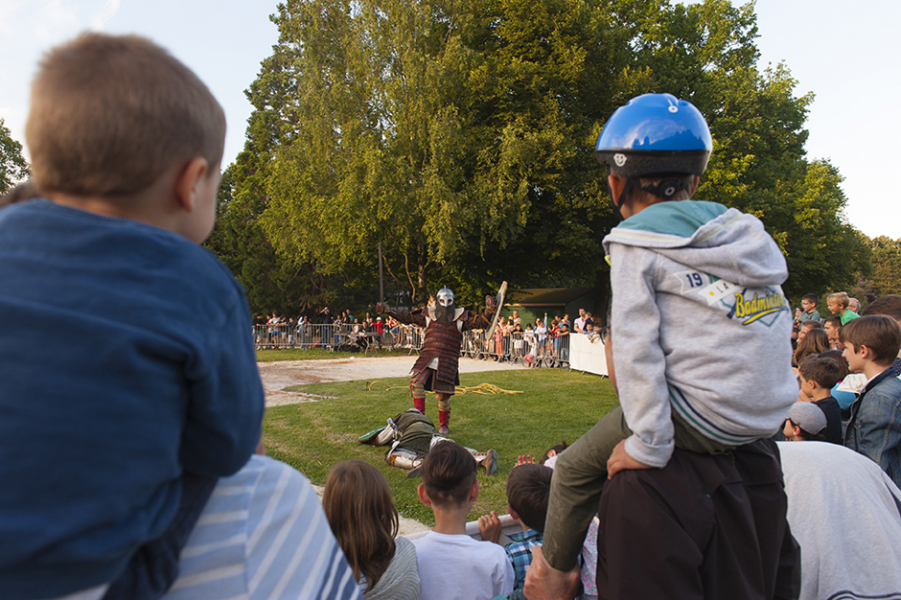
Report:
377,287,497,435
360,408,498,476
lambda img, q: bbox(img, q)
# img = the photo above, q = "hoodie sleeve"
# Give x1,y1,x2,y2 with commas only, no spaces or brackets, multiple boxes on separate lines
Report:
609,242,675,468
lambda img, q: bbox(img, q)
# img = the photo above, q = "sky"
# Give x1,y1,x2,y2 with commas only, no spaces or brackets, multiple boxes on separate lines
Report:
1,0,899,239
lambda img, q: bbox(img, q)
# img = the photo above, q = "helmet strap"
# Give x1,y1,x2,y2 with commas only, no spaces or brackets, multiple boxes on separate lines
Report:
637,175,693,200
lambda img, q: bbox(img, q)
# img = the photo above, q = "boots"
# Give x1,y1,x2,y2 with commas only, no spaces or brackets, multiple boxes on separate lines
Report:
413,397,426,414
473,449,498,476
438,409,450,435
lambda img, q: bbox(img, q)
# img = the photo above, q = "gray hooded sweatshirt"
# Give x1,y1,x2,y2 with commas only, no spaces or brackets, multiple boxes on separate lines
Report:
602,200,797,468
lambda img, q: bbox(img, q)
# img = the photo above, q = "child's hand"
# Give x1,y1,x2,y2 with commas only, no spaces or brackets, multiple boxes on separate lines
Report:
515,455,536,468
478,510,503,544
607,440,653,479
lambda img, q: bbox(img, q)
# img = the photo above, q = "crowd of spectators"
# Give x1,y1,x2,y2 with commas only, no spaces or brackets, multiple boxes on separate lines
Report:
253,305,609,368
788,292,901,490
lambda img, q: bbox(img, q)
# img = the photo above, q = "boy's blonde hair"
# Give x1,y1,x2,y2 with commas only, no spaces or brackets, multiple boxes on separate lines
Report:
26,32,225,198
827,292,850,309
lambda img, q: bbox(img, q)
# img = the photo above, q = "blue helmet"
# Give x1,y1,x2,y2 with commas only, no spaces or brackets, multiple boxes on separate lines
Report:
595,93,712,190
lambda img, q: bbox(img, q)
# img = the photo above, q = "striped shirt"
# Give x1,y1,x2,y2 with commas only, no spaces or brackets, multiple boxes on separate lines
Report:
163,455,361,600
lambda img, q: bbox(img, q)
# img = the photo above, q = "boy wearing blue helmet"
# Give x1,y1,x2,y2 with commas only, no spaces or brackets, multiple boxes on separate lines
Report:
530,94,798,599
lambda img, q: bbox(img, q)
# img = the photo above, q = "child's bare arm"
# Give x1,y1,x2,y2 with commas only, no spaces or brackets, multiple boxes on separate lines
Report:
478,510,503,544
607,439,654,479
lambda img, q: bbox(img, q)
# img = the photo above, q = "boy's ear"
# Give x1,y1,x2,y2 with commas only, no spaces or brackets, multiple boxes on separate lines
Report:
173,157,210,213
417,484,432,507
470,479,479,502
808,379,819,390
607,174,627,208
688,175,701,196
508,505,520,522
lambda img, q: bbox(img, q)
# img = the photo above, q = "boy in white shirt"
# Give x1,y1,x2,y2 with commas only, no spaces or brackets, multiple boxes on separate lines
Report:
412,441,513,600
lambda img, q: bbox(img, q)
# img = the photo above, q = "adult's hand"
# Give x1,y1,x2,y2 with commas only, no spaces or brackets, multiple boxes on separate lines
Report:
607,439,653,479
523,545,580,600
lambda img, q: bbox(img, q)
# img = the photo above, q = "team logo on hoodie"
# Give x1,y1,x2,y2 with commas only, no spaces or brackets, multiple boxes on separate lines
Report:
678,271,788,327
730,288,789,325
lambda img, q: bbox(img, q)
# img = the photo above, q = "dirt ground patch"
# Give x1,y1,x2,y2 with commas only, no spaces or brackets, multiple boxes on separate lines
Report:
259,355,527,407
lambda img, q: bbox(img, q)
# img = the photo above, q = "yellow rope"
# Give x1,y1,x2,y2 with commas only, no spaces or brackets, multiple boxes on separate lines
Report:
365,381,523,395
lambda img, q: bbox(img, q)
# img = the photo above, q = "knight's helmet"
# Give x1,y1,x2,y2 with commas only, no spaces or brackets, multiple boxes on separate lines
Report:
594,93,712,214
434,287,455,324
436,287,455,308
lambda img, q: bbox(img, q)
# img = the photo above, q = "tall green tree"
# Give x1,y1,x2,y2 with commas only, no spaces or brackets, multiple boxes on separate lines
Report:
865,236,901,297
218,0,867,311
0,119,28,194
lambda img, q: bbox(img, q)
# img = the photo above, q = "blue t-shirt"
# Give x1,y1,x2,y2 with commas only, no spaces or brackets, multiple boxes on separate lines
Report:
0,200,264,598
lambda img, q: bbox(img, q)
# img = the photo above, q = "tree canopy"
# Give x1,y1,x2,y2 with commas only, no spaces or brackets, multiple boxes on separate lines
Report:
0,119,28,194
215,0,868,315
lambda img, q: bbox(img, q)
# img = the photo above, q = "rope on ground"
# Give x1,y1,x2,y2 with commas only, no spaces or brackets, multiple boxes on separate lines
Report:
365,381,523,395
455,383,523,395
366,380,408,392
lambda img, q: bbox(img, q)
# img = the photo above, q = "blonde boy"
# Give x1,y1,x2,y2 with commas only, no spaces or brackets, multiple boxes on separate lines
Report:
828,292,860,325
841,316,901,487
0,33,264,598
413,442,514,600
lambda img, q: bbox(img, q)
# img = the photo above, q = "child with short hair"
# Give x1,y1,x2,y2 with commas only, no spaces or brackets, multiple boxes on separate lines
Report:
793,293,821,340
797,356,843,443
478,464,552,591
412,442,514,600
824,315,844,351
828,291,860,325
783,402,829,442
840,316,901,488
0,33,264,598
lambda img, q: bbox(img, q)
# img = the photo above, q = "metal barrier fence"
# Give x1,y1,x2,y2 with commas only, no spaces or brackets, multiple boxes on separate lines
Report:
253,324,571,368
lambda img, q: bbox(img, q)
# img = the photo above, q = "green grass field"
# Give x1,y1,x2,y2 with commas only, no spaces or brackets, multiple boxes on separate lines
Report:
260,365,619,526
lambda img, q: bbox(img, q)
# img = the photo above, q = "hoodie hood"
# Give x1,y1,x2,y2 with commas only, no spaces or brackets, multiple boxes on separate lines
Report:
603,200,787,287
